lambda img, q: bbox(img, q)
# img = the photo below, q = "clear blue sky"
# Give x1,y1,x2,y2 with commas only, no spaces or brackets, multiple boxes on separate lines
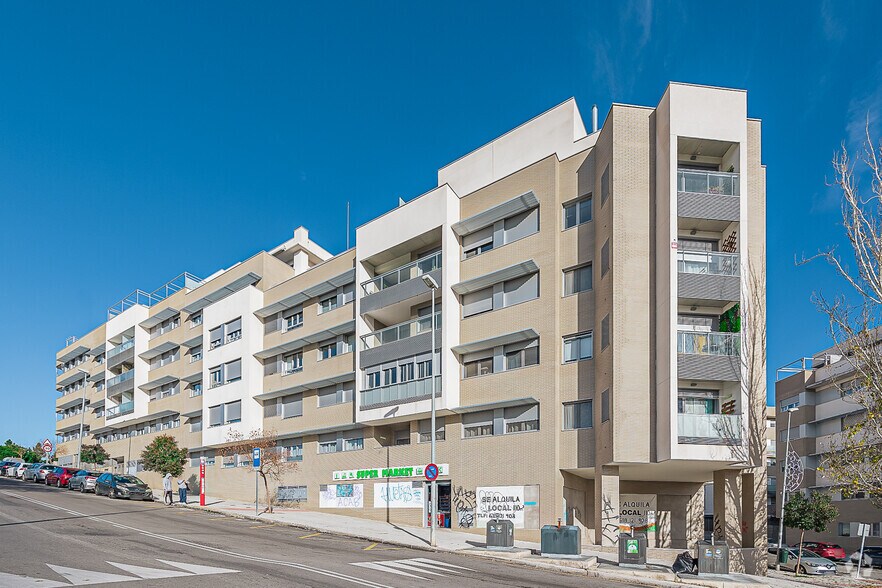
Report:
1,2,880,445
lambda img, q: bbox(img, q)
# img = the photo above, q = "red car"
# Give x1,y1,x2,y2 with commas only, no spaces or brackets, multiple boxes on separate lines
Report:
45,467,78,488
799,541,847,562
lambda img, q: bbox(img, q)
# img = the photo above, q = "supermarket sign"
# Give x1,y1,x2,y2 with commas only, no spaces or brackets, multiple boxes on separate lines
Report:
333,464,449,481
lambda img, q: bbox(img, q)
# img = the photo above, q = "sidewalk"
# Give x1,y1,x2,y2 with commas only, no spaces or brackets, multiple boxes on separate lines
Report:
157,493,837,588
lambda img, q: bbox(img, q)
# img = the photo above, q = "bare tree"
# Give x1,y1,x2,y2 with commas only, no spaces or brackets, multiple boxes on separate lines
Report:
223,429,297,514
804,124,882,502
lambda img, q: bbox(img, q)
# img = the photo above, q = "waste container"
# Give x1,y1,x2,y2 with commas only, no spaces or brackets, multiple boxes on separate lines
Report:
695,541,729,575
618,533,647,567
540,525,581,557
486,519,515,550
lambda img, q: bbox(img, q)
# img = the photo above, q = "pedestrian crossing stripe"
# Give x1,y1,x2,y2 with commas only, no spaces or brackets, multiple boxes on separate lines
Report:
351,557,471,580
0,560,239,587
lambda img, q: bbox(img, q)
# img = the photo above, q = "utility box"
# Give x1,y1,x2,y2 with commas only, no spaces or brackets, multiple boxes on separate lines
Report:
696,541,729,575
540,525,581,557
618,533,647,567
485,519,514,550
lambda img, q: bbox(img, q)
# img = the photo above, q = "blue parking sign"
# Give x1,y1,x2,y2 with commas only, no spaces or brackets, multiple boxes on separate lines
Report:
252,447,261,467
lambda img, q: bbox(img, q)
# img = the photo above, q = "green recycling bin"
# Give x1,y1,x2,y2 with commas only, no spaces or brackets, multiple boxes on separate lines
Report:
777,548,789,564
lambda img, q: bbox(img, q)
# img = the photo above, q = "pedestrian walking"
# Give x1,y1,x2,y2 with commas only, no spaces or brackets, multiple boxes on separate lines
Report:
178,477,189,504
163,473,173,505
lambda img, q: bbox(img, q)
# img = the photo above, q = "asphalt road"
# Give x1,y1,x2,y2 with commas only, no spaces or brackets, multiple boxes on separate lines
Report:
0,477,639,588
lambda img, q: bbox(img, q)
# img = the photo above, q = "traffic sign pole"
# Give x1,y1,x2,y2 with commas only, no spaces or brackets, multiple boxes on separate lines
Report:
199,457,206,507
253,448,261,515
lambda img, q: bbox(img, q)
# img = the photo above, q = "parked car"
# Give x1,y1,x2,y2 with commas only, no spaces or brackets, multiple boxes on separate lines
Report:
0,459,22,476
22,463,44,481
797,541,846,562
94,473,153,501
45,467,78,488
67,470,100,493
14,463,32,478
850,546,882,568
34,464,54,482
768,547,837,575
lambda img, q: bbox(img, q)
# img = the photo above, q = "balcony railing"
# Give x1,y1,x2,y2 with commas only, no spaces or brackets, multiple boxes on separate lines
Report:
360,375,441,409
361,251,442,296
107,340,135,359
677,251,739,277
361,312,441,350
677,170,739,197
678,413,742,444
106,370,135,388
677,331,740,356
106,401,135,419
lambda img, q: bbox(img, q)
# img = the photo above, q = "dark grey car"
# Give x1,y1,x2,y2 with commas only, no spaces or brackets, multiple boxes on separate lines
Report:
94,473,153,500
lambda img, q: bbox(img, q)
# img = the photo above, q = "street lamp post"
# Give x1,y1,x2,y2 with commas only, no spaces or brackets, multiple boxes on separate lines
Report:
775,403,800,571
75,368,90,468
421,274,439,548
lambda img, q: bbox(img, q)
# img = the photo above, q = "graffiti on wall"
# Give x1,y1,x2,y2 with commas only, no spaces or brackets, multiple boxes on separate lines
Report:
319,483,364,508
453,485,476,528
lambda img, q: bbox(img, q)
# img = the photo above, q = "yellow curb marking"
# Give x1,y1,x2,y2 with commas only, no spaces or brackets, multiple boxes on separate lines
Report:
299,532,322,539
364,542,377,551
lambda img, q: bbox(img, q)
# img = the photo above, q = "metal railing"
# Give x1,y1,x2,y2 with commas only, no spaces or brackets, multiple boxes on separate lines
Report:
677,251,740,276
361,251,442,296
677,170,739,197
106,370,135,388
106,340,134,359
677,331,741,356
106,401,135,419
360,375,441,408
107,272,203,319
677,413,742,443
361,312,441,350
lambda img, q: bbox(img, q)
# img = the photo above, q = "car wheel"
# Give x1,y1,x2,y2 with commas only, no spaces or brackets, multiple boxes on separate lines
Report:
80,485,85,493
56,480,61,488
799,566,807,575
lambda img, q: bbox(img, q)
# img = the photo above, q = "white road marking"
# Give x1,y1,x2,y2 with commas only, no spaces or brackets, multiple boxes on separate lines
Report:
46,564,139,585
156,560,239,576
351,558,472,581
0,571,67,588
0,491,393,588
105,562,192,579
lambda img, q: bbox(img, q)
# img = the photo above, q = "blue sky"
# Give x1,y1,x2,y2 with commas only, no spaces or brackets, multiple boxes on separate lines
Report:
1,1,880,444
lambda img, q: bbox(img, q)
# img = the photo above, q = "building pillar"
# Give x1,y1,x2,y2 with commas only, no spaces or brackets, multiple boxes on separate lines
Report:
685,485,705,547
594,465,620,546
713,469,745,572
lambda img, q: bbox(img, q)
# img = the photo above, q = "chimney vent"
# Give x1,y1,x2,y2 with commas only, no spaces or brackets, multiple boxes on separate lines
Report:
591,104,598,133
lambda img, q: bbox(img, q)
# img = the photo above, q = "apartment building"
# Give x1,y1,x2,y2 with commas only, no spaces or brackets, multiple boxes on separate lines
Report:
776,350,882,553
55,82,766,570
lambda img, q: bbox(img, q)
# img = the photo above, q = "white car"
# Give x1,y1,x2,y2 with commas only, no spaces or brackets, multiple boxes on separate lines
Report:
14,463,32,479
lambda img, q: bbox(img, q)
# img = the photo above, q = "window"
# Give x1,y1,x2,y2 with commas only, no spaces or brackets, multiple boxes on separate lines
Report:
838,522,851,537
393,427,411,445
417,360,433,379
190,312,202,327
190,345,202,363
317,383,354,407
209,326,223,349
366,371,381,389
341,334,355,354
563,400,593,430
224,400,241,424
319,341,338,361
383,367,398,386
601,240,610,277
190,417,202,433
563,332,593,362
400,362,415,382
418,417,445,443
190,382,203,397
281,441,303,462
318,294,339,314
502,273,539,307
563,196,592,229
503,208,539,244
208,404,223,427
504,341,539,370
463,410,494,438
226,359,242,383
318,433,338,454
281,394,303,419
463,225,494,259
464,357,494,378
283,352,303,374
209,366,223,388
600,165,610,206
462,288,494,318
601,389,610,422
563,264,592,295
601,315,610,350
225,318,242,343
462,274,539,318
284,310,303,331
505,404,539,433
222,455,236,468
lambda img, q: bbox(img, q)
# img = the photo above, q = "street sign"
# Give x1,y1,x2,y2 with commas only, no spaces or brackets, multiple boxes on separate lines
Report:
41,439,53,455
424,463,439,481
859,523,871,537
199,456,206,506
252,447,261,468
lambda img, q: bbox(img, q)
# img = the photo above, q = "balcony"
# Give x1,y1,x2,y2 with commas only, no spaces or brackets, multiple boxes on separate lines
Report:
677,170,740,222
678,413,742,445
677,331,741,381
106,370,136,395
360,314,441,369
106,401,135,420
678,251,740,303
106,341,135,369
360,375,441,410
360,252,442,315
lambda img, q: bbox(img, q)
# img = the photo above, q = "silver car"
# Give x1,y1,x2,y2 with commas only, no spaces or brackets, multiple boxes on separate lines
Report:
67,470,100,493
768,547,837,575
22,463,44,481
14,463,32,478
34,464,54,482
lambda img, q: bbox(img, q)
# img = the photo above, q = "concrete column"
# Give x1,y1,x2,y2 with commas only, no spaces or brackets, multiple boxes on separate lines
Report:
685,486,705,548
712,469,743,547
594,465,620,546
